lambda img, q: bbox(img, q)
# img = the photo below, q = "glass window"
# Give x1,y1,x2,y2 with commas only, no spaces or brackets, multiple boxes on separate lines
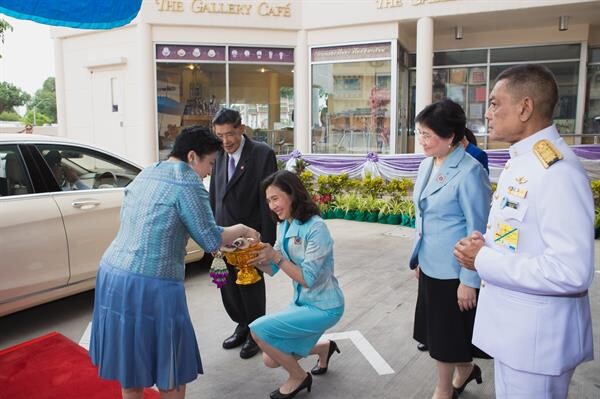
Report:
0,146,33,196
584,64,600,139
37,145,140,191
491,62,579,134
312,60,392,154
229,64,294,154
590,48,600,64
156,62,226,160
433,49,487,66
490,44,580,63
408,67,487,139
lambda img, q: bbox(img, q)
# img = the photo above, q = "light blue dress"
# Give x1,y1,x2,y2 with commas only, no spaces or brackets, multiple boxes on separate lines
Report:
250,216,344,357
89,161,223,390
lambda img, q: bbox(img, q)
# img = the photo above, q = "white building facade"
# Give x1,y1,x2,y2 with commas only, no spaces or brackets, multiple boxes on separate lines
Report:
51,0,600,166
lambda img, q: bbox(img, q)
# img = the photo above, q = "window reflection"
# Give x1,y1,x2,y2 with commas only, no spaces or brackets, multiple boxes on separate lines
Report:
312,61,391,154
229,64,294,154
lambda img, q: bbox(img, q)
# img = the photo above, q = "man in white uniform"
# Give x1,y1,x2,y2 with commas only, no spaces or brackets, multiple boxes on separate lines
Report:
454,64,594,399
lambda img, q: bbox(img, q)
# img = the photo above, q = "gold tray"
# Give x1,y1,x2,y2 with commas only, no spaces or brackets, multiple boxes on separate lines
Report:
223,243,264,285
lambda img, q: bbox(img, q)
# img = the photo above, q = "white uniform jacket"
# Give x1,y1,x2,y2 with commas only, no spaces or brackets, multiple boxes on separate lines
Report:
473,125,595,376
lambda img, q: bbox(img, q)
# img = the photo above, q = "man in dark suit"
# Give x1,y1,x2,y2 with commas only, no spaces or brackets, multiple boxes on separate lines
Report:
210,108,277,359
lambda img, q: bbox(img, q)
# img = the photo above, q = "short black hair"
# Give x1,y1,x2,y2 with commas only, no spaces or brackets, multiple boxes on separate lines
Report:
415,99,467,145
169,126,222,161
494,64,558,120
212,108,242,127
262,170,320,223
44,150,62,167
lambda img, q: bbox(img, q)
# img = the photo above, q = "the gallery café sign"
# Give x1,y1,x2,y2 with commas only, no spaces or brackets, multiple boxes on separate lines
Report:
155,0,292,17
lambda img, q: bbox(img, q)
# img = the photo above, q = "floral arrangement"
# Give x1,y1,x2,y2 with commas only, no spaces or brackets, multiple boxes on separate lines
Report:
209,252,228,288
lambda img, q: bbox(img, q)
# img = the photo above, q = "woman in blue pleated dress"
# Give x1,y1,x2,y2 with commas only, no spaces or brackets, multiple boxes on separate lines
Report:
249,170,345,399
89,126,259,399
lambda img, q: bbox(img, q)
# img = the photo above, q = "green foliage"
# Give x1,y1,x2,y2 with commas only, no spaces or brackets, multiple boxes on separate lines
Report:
298,170,315,195
276,159,286,170
333,193,360,212
0,19,12,59
591,181,600,204
0,111,21,121
27,77,57,123
316,174,350,196
0,81,30,114
386,178,413,198
360,173,386,197
595,207,600,229
22,109,52,125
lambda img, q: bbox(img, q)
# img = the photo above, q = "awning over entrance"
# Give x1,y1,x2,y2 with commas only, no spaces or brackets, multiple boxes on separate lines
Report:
0,0,142,29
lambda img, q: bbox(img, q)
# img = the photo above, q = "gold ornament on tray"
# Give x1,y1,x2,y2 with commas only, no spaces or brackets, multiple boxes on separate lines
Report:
221,237,264,285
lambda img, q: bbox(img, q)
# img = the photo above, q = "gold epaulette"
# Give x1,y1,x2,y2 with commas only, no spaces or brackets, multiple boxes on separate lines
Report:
533,139,563,169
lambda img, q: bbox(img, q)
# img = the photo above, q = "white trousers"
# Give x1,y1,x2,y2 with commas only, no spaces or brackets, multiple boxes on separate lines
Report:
494,359,575,399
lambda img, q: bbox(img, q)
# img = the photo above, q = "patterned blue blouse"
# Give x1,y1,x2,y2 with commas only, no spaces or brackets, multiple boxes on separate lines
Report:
101,161,223,280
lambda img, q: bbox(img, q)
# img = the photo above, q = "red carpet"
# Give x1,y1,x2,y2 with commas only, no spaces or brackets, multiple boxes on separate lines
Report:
0,332,159,399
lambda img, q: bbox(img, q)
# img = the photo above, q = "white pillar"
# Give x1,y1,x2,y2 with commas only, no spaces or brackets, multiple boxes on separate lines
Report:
574,40,588,143
53,37,67,137
136,21,157,166
415,17,434,153
294,29,309,153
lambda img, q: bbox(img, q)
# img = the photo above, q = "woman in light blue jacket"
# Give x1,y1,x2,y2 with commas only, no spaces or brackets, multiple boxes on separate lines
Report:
250,170,344,399
409,99,491,399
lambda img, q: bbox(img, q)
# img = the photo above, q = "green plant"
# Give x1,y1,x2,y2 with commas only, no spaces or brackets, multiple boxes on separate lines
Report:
360,174,386,197
591,181,600,205
276,159,286,170
386,178,414,199
595,207,600,229
298,170,315,194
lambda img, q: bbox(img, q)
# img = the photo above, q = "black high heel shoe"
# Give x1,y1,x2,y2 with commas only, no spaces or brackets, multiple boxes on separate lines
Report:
454,364,482,394
269,373,312,399
310,340,340,375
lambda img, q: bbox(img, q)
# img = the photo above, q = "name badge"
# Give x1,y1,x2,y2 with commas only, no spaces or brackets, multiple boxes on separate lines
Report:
293,237,302,245
494,221,519,253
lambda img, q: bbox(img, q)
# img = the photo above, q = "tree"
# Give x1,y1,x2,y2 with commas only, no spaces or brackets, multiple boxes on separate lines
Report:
27,77,57,124
0,19,12,59
0,81,31,114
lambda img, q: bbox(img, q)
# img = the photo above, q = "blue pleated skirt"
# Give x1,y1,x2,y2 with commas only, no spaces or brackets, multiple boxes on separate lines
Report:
89,263,202,390
250,302,344,357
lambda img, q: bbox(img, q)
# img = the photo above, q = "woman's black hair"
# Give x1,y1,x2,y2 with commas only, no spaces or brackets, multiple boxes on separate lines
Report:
261,170,320,223
463,127,477,146
415,99,467,146
169,125,222,162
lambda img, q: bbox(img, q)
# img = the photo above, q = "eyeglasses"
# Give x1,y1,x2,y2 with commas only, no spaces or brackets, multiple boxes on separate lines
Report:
416,129,435,141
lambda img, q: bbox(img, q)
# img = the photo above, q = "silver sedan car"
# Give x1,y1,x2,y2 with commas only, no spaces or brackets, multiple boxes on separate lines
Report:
0,134,204,316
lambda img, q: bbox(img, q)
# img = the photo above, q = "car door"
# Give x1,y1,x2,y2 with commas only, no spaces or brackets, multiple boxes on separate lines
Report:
0,145,69,315
35,144,140,285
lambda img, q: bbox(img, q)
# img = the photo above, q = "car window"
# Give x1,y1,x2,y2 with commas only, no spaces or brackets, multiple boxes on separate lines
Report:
0,145,34,197
36,144,141,191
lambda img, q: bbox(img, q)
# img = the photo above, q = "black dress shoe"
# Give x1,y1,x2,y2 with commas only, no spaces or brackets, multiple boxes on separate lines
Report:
416,343,428,352
311,340,340,375
453,364,482,394
270,373,312,399
240,335,260,359
222,331,247,349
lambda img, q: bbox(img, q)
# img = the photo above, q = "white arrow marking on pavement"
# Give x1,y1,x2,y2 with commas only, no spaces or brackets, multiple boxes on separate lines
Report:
321,330,395,376
79,321,92,350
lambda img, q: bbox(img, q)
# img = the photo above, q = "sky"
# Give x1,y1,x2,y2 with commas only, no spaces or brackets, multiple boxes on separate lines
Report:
0,16,55,96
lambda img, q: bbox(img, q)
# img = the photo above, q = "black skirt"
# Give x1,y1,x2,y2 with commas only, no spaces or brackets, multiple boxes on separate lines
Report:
413,270,491,363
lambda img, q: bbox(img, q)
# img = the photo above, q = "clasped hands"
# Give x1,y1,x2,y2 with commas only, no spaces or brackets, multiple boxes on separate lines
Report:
453,231,485,271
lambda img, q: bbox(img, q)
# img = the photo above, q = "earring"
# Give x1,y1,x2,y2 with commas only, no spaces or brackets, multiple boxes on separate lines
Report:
448,144,452,148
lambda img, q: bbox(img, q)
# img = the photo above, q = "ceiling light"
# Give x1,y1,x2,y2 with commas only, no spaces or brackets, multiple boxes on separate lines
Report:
455,25,463,40
559,16,569,31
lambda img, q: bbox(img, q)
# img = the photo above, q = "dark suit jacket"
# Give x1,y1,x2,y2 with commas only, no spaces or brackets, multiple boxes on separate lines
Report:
210,136,277,245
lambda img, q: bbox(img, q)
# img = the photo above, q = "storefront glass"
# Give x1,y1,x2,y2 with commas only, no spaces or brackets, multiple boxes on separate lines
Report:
155,44,294,158
408,45,581,149
229,63,294,154
311,43,393,154
584,48,600,141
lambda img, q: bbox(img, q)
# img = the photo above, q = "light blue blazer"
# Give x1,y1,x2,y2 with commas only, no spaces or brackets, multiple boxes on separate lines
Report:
271,215,344,310
409,145,491,288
